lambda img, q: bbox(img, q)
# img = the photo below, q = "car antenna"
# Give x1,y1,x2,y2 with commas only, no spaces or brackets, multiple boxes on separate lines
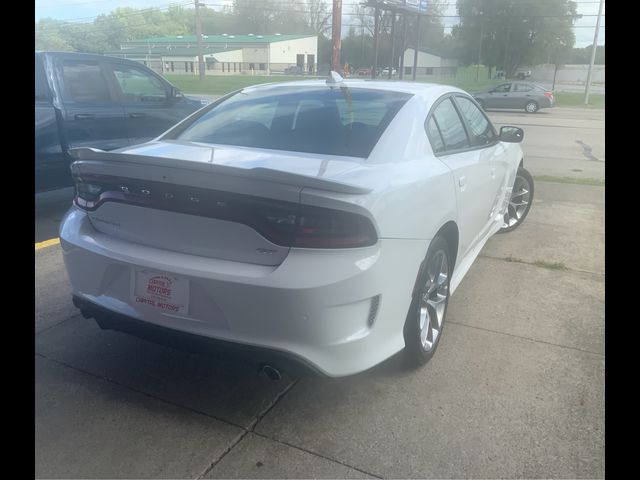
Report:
326,70,344,86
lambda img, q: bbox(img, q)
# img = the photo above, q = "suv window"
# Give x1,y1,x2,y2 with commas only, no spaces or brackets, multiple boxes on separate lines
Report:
513,83,534,92
454,96,497,147
62,60,111,102
493,83,511,93
35,56,49,101
112,64,167,103
430,98,469,151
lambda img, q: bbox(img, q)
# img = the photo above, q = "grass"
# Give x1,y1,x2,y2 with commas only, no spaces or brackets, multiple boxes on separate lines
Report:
552,91,605,109
164,66,604,108
533,175,605,187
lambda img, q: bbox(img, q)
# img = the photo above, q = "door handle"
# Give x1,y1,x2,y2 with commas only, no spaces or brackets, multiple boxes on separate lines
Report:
129,112,146,118
74,114,94,120
491,167,496,179
458,176,467,187
503,94,508,96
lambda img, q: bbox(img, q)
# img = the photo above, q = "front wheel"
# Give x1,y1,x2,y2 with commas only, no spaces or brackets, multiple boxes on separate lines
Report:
403,235,451,368
499,167,534,233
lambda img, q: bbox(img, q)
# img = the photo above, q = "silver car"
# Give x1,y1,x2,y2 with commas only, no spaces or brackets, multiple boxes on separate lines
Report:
472,82,555,113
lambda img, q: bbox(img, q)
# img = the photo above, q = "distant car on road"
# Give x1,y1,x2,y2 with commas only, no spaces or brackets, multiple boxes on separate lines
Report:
36,51,205,192
472,81,555,113
356,67,371,76
515,70,532,80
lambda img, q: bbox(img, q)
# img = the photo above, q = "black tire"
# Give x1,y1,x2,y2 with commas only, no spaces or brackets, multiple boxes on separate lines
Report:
403,235,451,368
524,101,538,113
499,167,534,233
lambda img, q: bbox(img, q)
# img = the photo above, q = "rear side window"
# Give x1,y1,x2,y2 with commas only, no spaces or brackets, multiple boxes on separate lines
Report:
172,87,412,158
112,64,167,103
431,98,469,151
426,117,445,154
454,96,496,147
62,60,111,102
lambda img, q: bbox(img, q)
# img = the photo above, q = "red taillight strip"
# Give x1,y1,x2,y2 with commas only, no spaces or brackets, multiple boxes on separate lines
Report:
74,174,378,249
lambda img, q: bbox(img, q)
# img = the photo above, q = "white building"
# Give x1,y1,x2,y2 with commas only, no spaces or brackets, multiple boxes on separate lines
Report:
402,48,458,76
109,34,318,75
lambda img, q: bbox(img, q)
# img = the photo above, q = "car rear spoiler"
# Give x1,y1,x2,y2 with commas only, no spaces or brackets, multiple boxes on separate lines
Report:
69,147,372,195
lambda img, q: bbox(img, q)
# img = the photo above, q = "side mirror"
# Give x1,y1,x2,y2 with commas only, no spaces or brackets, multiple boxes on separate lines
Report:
170,86,183,99
500,126,524,143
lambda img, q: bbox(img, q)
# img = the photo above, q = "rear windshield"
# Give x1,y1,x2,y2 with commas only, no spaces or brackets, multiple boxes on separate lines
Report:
172,86,413,158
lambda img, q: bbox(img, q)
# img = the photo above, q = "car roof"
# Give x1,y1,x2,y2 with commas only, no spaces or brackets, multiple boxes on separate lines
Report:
241,78,468,100
36,50,151,67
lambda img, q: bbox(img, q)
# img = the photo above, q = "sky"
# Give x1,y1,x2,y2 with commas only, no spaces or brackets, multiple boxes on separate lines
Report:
35,0,604,48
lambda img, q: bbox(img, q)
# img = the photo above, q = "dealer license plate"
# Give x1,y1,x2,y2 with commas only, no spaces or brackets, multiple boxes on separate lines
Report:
131,269,189,315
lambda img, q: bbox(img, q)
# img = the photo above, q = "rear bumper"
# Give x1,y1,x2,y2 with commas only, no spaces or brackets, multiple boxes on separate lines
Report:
60,207,429,377
73,294,325,376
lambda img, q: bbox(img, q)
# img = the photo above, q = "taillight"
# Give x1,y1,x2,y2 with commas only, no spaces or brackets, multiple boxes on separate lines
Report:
72,174,377,249
544,91,554,100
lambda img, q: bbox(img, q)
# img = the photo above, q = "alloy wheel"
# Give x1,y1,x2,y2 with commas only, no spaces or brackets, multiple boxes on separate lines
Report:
503,173,532,228
418,250,449,352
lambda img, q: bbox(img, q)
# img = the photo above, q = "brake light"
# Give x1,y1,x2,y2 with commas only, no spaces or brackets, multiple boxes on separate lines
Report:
73,174,377,249
544,91,554,100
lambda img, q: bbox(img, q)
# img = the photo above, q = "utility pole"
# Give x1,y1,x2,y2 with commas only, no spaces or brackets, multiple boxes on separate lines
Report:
584,0,604,104
372,6,379,79
412,15,420,81
389,12,396,79
195,0,205,81
331,0,342,72
399,14,407,79
476,18,484,81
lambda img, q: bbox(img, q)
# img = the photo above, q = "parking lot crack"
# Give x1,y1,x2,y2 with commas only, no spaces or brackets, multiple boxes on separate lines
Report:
478,254,604,277
576,139,603,162
252,431,383,479
34,352,247,430
249,378,300,432
195,429,249,480
447,321,604,357
196,378,302,479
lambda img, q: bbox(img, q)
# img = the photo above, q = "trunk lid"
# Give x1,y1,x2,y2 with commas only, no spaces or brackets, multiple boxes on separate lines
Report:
70,141,375,266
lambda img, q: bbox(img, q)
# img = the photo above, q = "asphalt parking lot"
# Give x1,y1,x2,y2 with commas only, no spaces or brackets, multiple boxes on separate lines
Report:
35,106,604,478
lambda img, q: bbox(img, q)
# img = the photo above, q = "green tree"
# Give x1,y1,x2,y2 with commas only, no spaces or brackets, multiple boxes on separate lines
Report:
454,0,578,76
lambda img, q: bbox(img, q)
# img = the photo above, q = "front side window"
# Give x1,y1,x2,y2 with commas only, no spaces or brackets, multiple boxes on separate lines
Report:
430,98,469,151
172,87,412,158
455,96,497,147
513,83,534,92
61,60,111,102
35,55,49,101
493,83,511,93
112,65,167,103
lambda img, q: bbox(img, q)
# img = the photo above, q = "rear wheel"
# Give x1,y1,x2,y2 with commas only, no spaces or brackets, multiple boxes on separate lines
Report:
525,101,538,113
499,167,534,233
403,235,451,368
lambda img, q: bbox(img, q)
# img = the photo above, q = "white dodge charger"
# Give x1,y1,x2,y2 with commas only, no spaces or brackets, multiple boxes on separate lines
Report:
60,74,533,377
